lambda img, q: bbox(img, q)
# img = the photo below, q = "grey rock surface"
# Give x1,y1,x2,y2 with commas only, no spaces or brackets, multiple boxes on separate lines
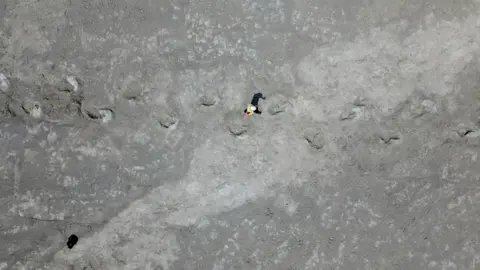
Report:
1,0,480,269
225,110,249,136
122,81,143,101
267,94,288,115
198,94,217,107
157,109,178,128
304,127,326,150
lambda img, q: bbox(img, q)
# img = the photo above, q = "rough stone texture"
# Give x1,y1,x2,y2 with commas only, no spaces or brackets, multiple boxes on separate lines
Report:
157,109,177,128
21,100,42,119
122,81,143,101
1,0,480,270
56,76,79,93
304,128,325,149
198,94,217,106
225,110,249,136
228,121,248,136
267,94,288,115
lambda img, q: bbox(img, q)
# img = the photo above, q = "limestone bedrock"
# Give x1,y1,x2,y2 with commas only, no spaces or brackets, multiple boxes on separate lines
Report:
1,0,480,269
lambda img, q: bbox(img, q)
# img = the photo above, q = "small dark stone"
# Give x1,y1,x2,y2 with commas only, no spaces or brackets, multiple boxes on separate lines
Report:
67,234,78,249
379,134,401,144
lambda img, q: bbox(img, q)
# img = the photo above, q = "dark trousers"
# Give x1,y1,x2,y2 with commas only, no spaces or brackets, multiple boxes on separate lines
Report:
250,93,265,106
245,93,265,114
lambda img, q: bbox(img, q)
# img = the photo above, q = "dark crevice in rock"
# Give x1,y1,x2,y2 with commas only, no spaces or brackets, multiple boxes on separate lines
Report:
340,110,356,121
305,132,325,149
83,107,115,122
21,101,40,114
17,216,105,228
380,134,401,144
457,127,474,137
460,129,473,137
4,99,18,117
85,110,100,119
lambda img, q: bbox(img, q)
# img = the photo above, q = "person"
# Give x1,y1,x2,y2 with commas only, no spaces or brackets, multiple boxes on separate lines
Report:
243,93,266,119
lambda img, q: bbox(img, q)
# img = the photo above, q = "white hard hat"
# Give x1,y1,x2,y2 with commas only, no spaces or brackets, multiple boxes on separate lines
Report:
250,105,256,111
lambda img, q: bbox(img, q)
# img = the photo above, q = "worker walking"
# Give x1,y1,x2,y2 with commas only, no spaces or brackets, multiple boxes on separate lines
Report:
243,93,266,120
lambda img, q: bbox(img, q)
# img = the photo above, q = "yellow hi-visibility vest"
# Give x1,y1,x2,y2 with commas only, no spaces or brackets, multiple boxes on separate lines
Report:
246,104,255,115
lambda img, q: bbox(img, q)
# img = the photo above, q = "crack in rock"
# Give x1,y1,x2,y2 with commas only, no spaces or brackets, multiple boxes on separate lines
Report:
454,122,480,138
305,130,325,149
83,106,115,123
379,134,401,144
458,129,473,137
457,128,480,138
339,109,357,121
5,97,24,117
20,216,105,228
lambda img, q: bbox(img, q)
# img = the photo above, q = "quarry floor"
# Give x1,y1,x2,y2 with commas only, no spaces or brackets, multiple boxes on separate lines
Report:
1,0,480,269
